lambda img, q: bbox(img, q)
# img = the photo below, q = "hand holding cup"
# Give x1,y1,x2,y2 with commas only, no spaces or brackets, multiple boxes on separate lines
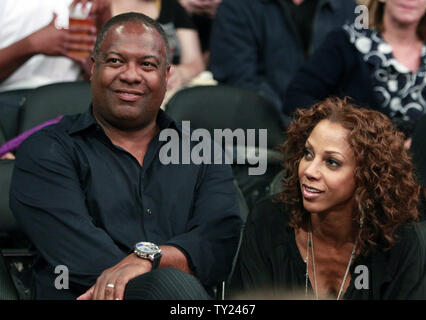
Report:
66,3,96,62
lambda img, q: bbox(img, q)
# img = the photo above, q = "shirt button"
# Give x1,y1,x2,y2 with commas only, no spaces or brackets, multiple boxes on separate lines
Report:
146,208,152,215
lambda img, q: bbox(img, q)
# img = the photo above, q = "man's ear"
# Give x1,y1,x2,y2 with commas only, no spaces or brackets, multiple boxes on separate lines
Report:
90,57,96,80
165,64,171,83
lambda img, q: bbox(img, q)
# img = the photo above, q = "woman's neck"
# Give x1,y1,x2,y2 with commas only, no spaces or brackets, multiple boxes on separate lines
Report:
309,209,358,248
382,13,421,46
381,13,423,72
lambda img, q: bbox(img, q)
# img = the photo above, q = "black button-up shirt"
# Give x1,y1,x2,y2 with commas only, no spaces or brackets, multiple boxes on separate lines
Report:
10,108,242,299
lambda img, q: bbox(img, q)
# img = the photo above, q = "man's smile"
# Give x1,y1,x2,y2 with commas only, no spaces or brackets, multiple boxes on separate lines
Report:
114,88,144,102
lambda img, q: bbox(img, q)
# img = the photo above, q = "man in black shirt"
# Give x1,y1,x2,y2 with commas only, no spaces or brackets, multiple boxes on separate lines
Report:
10,12,242,300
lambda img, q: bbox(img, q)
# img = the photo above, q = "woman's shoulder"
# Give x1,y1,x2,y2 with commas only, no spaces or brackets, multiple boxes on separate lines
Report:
395,221,426,249
246,195,294,242
382,221,426,268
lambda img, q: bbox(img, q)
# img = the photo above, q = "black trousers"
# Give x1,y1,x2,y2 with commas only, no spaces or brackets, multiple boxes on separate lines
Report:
123,267,213,300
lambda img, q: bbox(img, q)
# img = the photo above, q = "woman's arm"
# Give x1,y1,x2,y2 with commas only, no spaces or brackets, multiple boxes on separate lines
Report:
167,28,205,90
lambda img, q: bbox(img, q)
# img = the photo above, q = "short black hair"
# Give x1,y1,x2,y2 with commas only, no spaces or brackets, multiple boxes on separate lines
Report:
92,12,170,64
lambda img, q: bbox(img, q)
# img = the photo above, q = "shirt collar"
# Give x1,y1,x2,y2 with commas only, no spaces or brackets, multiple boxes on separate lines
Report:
68,105,177,135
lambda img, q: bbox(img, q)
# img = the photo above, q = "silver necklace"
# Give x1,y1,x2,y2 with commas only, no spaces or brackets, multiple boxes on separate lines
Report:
304,222,359,300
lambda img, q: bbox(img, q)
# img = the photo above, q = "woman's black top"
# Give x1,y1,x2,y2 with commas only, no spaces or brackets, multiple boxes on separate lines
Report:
228,196,426,300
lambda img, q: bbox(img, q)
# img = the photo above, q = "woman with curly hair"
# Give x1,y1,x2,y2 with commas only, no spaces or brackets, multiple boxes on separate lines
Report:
227,97,426,300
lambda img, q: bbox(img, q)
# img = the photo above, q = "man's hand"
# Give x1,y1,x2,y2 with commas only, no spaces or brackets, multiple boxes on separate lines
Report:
28,13,96,62
28,13,71,57
76,245,192,300
77,253,152,300
70,0,112,31
65,22,97,78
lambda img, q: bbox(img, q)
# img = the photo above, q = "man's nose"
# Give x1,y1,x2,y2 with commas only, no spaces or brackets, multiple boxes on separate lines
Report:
119,62,142,83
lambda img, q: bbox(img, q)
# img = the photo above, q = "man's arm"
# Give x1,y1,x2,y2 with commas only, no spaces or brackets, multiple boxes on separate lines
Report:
10,131,127,292
164,162,243,288
78,160,243,300
77,245,192,300
0,13,97,83
0,14,67,83
0,0,110,84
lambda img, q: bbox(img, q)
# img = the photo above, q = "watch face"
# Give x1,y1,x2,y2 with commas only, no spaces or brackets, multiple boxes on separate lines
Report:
135,242,160,254
134,242,162,268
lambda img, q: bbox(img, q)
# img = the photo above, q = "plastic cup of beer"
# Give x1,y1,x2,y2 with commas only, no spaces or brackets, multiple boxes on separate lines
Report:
68,2,94,59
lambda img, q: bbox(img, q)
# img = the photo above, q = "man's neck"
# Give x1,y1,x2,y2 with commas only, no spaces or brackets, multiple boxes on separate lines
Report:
105,122,158,145
100,119,159,166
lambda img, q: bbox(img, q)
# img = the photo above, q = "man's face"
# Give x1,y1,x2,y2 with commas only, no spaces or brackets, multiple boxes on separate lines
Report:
91,22,170,130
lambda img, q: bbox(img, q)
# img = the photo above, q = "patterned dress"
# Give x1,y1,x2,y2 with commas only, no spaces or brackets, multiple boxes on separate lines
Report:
343,23,426,134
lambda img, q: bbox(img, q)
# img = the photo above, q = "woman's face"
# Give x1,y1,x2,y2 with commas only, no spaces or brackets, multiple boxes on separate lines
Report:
382,0,426,26
298,120,357,215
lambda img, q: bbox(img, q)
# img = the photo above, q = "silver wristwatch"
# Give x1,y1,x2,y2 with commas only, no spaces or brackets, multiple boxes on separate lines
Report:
134,242,162,269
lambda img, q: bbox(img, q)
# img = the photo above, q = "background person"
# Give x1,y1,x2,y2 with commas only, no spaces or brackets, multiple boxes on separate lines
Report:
0,0,111,141
178,0,222,65
284,0,426,141
208,0,357,125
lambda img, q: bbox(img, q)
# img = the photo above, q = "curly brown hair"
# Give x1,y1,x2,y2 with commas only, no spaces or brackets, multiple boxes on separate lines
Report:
280,97,420,255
